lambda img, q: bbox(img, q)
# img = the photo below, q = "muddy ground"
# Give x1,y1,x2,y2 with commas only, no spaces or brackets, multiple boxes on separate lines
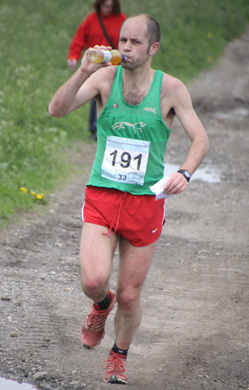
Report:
0,28,249,390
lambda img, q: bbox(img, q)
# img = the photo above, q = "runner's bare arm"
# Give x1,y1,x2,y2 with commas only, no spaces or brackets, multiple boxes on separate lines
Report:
162,76,209,195
173,80,209,171
48,46,113,117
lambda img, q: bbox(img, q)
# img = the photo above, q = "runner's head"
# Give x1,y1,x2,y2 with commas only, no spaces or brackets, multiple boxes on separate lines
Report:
119,14,160,69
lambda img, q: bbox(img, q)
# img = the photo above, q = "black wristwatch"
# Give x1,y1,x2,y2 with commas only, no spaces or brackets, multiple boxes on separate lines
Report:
177,169,191,182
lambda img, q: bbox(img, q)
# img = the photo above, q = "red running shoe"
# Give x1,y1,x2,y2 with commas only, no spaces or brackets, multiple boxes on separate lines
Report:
81,290,116,349
102,351,127,384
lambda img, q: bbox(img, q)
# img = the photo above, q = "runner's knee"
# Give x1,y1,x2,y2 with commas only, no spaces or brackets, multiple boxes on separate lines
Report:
116,288,141,313
81,274,108,296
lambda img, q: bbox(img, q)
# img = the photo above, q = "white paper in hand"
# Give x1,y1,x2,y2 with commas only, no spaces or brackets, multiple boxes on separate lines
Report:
150,176,174,200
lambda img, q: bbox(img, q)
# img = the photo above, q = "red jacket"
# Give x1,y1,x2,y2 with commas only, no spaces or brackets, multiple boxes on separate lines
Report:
68,11,126,61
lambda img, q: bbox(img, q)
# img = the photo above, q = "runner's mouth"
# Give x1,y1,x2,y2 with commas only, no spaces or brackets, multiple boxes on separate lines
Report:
123,56,131,63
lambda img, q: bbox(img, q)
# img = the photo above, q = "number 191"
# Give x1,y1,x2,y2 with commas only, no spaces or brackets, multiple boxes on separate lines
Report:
110,150,142,170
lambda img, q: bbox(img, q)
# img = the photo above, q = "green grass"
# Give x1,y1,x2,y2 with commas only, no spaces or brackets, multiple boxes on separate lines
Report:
1,0,249,227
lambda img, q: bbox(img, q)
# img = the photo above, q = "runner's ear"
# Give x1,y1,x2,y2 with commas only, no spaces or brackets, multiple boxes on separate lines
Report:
149,42,160,56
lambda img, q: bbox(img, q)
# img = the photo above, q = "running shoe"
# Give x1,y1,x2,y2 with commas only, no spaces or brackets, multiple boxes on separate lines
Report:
102,351,127,384
81,290,116,349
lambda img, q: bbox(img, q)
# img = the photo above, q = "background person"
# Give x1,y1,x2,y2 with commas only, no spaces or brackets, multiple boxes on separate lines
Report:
67,0,126,140
49,14,209,384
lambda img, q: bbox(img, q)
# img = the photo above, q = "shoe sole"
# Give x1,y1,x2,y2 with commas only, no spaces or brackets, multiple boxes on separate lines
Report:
104,375,127,384
82,344,91,350
82,330,105,349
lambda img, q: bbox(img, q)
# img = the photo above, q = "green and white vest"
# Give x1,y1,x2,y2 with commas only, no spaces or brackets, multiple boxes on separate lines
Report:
87,66,171,195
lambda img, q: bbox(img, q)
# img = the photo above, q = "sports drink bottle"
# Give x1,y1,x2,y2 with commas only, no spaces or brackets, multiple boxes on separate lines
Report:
88,49,125,65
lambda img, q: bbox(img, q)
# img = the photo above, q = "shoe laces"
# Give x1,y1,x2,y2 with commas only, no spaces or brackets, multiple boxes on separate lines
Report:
101,352,126,373
85,304,109,332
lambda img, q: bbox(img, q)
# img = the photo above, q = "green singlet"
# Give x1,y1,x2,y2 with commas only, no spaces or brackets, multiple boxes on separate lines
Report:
87,66,171,195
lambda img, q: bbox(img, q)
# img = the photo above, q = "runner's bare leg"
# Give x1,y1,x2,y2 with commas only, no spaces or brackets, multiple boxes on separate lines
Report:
114,238,157,349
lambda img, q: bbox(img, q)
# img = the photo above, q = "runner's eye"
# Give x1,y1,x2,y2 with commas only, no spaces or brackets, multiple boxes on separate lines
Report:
131,39,141,45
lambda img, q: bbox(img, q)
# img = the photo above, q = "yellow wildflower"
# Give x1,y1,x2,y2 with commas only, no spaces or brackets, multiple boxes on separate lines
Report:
36,193,44,200
20,187,28,193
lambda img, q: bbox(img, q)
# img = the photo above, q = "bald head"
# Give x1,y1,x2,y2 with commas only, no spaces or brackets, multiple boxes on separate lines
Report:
122,14,161,47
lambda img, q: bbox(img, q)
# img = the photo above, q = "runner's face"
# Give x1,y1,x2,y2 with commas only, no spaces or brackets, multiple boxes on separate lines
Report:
119,17,151,70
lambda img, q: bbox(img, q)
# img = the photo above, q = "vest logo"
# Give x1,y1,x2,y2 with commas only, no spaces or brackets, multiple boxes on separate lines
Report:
112,121,147,134
113,103,119,109
143,107,157,115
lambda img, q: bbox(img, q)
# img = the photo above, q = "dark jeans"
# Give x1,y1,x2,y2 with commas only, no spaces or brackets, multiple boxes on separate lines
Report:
89,99,97,135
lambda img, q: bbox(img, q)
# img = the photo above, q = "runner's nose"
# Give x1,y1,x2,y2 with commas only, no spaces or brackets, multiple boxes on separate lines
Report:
123,40,132,52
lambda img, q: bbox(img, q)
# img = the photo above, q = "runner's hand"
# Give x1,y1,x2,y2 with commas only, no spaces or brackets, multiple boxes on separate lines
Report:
163,171,189,195
80,45,113,73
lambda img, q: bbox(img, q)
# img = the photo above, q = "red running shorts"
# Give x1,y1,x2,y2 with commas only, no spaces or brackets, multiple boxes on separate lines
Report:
82,186,165,247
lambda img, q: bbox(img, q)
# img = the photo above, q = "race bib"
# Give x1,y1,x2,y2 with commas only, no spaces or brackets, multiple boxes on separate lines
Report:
101,136,150,185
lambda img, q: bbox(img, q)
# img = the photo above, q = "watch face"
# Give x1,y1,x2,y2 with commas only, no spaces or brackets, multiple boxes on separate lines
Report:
178,170,191,181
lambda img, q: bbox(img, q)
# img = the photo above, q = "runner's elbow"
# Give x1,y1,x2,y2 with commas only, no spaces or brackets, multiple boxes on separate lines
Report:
48,102,65,118
203,134,209,156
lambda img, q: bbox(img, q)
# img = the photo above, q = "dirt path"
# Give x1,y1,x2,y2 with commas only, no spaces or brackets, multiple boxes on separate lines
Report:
1,29,249,390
